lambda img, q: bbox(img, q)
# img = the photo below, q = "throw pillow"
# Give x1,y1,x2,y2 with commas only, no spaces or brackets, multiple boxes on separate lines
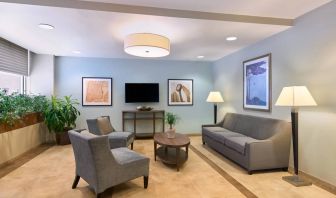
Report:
97,117,114,135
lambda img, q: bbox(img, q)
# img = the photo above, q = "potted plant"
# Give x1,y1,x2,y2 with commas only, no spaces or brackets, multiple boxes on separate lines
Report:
44,96,80,145
165,112,179,138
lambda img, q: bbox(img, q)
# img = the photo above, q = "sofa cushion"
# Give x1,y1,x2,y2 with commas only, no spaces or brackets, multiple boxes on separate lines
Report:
232,114,289,140
203,127,244,144
203,126,227,133
225,136,260,155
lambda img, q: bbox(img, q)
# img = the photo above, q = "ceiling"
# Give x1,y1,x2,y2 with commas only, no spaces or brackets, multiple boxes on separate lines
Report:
0,0,331,61
84,0,330,18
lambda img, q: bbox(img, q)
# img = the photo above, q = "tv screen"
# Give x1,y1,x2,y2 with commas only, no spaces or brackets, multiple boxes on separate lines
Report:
125,83,159,103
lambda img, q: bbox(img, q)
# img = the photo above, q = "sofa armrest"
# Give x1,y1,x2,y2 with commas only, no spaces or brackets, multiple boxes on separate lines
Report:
246,137,290,171
202,118,224,128
202,124,220,128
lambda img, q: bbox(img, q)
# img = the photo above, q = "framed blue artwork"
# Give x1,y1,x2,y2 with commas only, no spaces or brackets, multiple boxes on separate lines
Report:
243,54,271,111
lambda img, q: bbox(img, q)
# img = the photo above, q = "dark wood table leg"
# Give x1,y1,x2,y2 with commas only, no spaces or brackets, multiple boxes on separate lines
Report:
176,147,180,171
186,145,189,159
154,142,157,161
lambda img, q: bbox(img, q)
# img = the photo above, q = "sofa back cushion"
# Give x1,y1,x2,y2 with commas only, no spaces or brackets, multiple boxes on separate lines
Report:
222,113,238,131
223,113,290,140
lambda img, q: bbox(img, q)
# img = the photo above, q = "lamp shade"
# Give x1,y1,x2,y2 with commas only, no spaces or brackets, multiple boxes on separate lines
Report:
275,86,317,107
124,33,170,58
206,91,224,103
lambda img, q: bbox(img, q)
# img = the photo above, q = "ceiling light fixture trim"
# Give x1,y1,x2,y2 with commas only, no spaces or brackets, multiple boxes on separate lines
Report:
226,36,237,41
124,33,170,58
38,23,55,30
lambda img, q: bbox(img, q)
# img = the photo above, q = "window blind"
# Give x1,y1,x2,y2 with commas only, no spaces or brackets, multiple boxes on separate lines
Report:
0,37,28,76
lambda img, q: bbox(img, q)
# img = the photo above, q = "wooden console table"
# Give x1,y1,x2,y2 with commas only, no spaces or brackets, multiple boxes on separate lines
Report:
122,110,165,138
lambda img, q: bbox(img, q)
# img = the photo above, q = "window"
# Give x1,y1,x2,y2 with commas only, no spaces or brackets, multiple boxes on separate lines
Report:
0,71,25,94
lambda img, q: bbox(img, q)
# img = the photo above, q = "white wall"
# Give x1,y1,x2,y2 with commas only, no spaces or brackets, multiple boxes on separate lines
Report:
28,53,54,96
55,57,214,134
213,1,336,185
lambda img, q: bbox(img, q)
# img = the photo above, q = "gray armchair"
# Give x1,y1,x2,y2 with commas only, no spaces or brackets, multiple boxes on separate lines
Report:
68,130,149,198
87,116,135,149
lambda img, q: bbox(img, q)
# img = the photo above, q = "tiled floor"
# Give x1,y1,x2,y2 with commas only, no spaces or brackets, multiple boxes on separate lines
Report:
191,136,335,198
0,136,334,198
0,137,243,198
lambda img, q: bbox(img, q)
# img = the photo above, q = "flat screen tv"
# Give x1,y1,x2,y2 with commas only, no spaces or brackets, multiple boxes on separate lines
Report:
125,83,159,103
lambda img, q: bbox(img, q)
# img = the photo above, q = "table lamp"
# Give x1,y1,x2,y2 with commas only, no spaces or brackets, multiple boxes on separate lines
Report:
275,86,317,187
207,91,224,124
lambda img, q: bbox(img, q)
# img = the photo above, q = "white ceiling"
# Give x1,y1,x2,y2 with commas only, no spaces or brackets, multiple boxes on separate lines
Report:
0,1,331,61
84,0,330,18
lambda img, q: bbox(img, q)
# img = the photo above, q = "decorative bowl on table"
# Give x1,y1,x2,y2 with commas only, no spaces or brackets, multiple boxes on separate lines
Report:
136,106,153,111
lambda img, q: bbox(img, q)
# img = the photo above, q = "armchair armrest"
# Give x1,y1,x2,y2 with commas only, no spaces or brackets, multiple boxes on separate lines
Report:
71,128,87,133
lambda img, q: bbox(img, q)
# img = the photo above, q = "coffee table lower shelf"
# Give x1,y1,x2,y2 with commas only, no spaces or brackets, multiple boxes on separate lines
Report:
155,146,187,171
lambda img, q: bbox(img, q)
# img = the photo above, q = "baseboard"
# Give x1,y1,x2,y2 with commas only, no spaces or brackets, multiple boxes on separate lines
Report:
288,167,336,195
186,133,201,137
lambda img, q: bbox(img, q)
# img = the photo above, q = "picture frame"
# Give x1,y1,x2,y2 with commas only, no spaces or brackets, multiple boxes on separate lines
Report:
82,77,112,106
243,54,271,111
168,79,193,106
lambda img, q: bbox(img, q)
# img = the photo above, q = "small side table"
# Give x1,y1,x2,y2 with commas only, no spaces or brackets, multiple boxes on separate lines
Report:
153,133,190,171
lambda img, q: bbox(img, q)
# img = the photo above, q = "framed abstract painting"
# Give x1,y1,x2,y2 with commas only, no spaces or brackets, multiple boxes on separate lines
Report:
243,54,271,111
168,79,193,106
82,77,112,106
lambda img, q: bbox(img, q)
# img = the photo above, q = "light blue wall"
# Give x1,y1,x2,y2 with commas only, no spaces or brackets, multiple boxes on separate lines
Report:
213,1,336,185
55,57,214,134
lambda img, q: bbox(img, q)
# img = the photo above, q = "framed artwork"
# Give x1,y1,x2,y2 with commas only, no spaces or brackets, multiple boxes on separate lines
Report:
243,54,271,111
168,79,193,106
82,77,112,106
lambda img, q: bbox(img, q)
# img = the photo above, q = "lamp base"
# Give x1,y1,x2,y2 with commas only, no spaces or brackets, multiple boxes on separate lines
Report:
282,175,312,187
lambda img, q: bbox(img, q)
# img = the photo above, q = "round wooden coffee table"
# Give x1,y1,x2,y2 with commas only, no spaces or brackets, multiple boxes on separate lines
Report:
154,133,190,171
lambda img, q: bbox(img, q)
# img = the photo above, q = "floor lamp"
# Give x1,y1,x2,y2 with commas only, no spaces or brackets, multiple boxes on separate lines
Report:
275,86,317,187
206,91,224,124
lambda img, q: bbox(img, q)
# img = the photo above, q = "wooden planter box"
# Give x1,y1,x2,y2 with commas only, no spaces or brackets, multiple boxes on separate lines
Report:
0,112,44,134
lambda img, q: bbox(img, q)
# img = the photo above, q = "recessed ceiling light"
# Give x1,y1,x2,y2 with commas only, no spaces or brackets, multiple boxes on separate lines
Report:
38,23,54,30
226,36,237,41
197,55,204,59
72,50,81,54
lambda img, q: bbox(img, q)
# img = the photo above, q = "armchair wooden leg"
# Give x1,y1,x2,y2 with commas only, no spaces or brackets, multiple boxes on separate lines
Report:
72,175,80,189
131,142,134,150
144,176,149,189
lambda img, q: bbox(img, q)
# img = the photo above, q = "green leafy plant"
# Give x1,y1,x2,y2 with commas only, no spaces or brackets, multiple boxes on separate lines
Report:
43,95,80,133
165,112,179,129
0,89,48,125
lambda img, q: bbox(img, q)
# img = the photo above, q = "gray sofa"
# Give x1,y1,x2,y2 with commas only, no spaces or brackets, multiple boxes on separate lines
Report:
202,113,291,174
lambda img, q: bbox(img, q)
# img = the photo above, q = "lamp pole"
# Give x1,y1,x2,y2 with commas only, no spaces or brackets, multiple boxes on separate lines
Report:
291,108,299,175
214,103,217,124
